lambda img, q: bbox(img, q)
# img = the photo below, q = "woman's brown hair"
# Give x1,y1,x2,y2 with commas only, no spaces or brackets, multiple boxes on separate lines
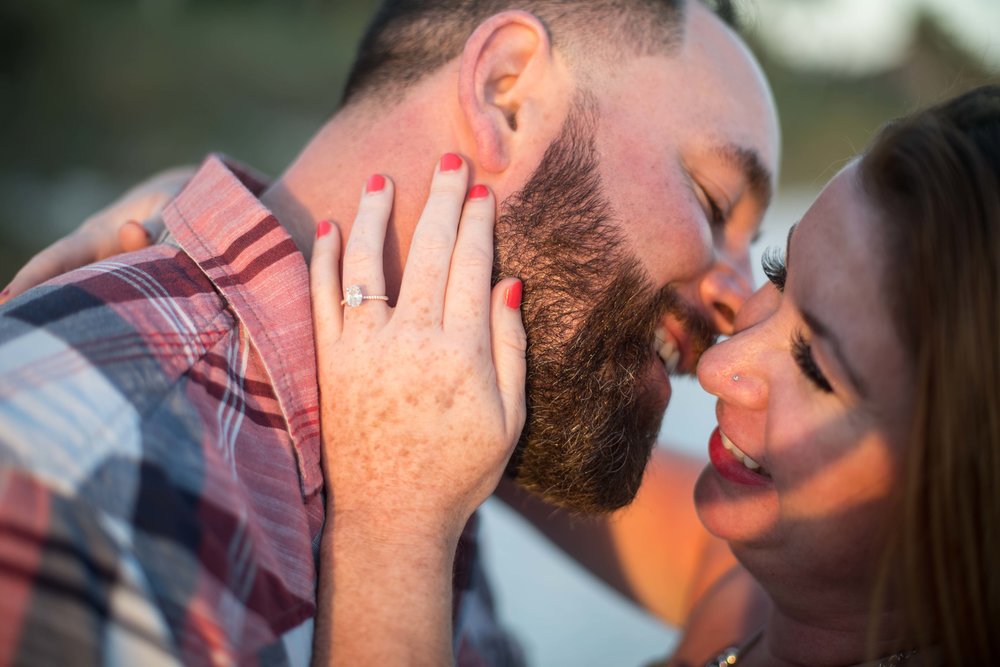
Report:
861,85,1000,663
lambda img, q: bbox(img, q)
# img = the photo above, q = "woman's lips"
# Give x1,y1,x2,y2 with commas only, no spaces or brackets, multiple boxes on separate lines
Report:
708,426,773,487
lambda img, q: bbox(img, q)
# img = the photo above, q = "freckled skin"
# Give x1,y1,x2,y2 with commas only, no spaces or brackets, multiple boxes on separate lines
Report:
319,307,521,539
303,143,534,666
436,388,456,411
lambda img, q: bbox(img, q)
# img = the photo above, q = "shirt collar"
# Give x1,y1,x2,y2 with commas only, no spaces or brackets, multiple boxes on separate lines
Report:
162,154,323,499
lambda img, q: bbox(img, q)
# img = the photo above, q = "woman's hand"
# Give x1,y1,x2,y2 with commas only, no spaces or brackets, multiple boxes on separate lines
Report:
0,167,192,304
311,154,526,539
309,154,526,665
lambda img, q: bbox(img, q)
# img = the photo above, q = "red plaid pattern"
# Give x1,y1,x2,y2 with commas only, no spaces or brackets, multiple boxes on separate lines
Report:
0,156,522,666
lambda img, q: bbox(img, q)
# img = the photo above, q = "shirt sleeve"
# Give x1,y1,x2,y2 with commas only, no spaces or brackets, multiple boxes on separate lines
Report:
0,466,181,667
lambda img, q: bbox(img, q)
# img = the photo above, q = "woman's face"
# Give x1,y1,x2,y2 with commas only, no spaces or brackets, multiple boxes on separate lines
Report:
693,163,915,591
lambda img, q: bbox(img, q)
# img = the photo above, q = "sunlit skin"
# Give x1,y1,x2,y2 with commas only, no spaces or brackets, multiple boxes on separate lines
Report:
263,2,778,349
0,4,784,662
1,3,780,409
266,5,782,662
590,4,778,337
693,163,915,663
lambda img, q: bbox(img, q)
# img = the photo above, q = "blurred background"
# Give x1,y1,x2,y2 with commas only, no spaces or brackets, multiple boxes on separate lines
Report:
1,0,997,664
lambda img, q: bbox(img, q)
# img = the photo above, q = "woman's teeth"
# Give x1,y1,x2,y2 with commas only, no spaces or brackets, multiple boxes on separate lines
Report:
654,328,681,374
721,431,770,476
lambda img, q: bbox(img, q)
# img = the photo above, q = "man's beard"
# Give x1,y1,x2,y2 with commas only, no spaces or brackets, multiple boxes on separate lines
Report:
494,94,715,514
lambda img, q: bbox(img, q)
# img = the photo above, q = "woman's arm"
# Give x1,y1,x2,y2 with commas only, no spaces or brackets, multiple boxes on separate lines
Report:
497,446,740,627
307,157,526,665
0,166,192,303
499,450,770,664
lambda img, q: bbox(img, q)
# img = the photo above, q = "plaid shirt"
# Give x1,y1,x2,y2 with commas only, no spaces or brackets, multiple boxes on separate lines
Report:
0,155,522,667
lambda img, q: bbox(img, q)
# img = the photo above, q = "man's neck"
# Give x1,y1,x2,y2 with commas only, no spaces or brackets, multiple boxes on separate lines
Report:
258,89,468,301
260,180,318,262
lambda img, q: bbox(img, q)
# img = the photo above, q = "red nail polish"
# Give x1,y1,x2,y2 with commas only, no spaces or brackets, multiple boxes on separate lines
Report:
0,288,9,299
468,184,489,200
505,280,523,310
366,173,385,193
316,220,333,239
440,153,463,172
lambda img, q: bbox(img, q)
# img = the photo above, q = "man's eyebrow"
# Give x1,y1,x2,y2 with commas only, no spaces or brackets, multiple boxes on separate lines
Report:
715,144,774,212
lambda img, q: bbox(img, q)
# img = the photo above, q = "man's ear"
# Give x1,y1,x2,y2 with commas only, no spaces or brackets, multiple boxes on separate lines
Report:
458,11,558,174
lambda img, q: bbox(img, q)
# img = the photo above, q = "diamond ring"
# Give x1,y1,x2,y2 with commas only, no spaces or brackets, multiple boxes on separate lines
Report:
340,285,390,308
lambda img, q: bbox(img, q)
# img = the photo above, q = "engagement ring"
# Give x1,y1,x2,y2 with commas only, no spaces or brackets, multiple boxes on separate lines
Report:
341,285,389,308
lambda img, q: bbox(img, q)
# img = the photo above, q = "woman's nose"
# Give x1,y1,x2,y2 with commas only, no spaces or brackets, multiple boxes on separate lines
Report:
696,299,774,410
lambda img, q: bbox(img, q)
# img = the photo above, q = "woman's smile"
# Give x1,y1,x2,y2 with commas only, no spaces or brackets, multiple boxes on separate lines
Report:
708,426,772,486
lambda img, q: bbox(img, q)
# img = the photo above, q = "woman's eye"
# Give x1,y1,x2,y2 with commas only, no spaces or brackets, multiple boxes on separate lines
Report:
761,246,787,292
791,330,833,393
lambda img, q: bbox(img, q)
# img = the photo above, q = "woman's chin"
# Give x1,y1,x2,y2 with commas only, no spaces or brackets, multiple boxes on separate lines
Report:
693,462,780,546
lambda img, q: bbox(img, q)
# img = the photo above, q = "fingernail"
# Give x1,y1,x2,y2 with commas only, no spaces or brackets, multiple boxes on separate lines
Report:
440,153,463,172
505,280,523,310
366,173,386,194
468,184,489,200
0,288,9,300
125,219,151,241
316,220,333,239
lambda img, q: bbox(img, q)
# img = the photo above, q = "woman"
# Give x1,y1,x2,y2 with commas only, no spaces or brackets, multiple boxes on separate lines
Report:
306,85,1000,665
4,86,998,664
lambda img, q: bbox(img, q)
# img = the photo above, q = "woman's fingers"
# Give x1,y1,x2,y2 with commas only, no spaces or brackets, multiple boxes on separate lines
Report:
490,278,527,444
310,219,345,346
1,213,164,305
0,166,193,305
1,232,98,304
118,219,154,253
396,154,470,323
340,174,394,327
443,184,495,336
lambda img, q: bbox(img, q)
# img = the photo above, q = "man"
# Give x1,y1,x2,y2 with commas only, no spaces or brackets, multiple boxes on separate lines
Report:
0,0,778,664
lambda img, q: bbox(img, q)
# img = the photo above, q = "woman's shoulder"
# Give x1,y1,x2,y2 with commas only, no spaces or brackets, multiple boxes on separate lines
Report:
663,563,769,667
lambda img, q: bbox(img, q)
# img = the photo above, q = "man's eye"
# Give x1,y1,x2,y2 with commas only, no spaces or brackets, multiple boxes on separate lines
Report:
706,194,726,228
696,183,726,228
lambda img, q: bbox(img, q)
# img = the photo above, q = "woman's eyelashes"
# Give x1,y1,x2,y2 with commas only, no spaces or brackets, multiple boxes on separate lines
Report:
760,243,832,394
762,246,787,292
792,330,834,393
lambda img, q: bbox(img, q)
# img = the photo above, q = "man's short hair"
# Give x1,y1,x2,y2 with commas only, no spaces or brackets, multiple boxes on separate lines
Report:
343,0,737,105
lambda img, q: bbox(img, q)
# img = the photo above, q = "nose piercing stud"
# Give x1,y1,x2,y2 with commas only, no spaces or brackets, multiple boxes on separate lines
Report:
732,374,741,382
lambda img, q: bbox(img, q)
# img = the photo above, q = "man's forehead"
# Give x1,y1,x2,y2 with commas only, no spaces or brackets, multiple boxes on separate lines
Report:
645,4,777,140
681,8,780,184
580,0,778,193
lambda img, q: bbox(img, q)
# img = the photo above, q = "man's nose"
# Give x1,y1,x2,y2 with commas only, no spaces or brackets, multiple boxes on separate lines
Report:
733,282,782,334
697,253,753,336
